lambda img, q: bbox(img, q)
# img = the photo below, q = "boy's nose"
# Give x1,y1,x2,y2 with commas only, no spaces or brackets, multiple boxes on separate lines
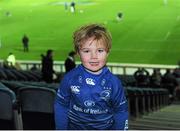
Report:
91,52,97,59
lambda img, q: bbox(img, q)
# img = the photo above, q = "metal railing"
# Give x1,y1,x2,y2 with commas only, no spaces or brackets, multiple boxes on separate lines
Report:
0,60,178,75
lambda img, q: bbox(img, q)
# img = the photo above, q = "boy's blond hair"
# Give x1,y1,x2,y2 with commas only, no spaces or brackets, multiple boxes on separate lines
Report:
73,23,112,53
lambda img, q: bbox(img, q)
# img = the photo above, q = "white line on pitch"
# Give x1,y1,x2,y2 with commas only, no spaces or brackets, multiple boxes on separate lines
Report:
164,31,170,40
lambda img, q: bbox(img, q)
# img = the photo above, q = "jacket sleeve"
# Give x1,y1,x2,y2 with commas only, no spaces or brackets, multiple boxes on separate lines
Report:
54,75,71,129
112,77,128,130
54,100,68,129
113,108,128,130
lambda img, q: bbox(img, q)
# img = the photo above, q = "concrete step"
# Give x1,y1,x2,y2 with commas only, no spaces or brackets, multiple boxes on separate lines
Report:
129,102,180,130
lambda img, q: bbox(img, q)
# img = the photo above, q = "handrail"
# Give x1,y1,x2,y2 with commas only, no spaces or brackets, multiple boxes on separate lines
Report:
0,60,178,75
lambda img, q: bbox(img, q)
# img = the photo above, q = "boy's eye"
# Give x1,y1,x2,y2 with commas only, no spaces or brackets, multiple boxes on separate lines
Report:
98,49,104,53
82,50,89,53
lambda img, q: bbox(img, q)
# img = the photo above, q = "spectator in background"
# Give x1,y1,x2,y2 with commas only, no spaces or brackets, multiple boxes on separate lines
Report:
161,69,178,103
22,34,29,52
150,68,162,88
5,11,12,17
6,52,16,67
41,49,55,83
116,12,123,22
64,2,68,10
134,67,150,87
30,64,38,71
173,68,180,78
173,61,180,85
4,52,21,70
65,51,76,73
70,1,75,13
172,67,180,100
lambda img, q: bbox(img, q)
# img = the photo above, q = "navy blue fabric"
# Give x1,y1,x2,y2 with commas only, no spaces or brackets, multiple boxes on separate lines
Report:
54,64,128,130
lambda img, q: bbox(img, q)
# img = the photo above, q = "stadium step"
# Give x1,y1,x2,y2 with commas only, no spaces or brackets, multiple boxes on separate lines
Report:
129,101,180,130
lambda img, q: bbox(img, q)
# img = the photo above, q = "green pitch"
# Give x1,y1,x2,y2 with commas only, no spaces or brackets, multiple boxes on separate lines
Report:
0,0,180,65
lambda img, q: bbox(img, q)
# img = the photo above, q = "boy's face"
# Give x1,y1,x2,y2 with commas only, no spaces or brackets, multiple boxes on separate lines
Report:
78,37,108,72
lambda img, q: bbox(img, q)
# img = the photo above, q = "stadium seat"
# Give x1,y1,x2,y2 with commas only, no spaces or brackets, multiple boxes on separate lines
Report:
3,69,18,80
17,86,56,129
19,70,40,81
1,80,25,95
0,86,19,129
20,81,59,91
0,82,8,89
0,68,8,80
117,75,136,86
136,88,146,115
27,70,42,81
10,69,28,81
126,87,140,119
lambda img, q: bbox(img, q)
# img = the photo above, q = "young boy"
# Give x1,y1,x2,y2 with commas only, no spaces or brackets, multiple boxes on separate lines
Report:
54,23,128,130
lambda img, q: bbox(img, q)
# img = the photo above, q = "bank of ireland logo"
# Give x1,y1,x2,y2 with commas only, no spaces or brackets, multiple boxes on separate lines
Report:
84,100,95,107
86,78,95,85
70,86,80,94
100,90,111,101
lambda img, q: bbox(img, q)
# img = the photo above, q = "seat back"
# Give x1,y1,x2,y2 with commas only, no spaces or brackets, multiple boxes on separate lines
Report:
0,68,8,80
0,86,16,129
17,86,56,129
3,69,18,80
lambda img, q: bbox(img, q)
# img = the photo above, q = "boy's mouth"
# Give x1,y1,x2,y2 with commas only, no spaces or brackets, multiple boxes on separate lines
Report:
89,62,99,66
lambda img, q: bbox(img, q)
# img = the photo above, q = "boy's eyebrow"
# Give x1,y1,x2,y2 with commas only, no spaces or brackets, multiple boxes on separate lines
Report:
80,47,105,50
80,47,89,50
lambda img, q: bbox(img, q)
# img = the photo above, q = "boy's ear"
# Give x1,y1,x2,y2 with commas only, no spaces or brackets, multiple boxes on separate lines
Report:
77,51,80,56
106,51,110,56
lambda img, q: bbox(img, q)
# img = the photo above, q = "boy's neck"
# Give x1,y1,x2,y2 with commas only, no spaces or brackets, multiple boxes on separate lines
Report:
83,66,103,75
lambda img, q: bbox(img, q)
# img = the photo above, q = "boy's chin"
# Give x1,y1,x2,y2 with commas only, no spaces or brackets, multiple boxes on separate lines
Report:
84,66,104,74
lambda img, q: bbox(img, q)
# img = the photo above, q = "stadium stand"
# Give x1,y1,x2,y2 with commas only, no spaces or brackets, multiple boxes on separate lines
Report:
0,67,43,82
1,63,179,129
